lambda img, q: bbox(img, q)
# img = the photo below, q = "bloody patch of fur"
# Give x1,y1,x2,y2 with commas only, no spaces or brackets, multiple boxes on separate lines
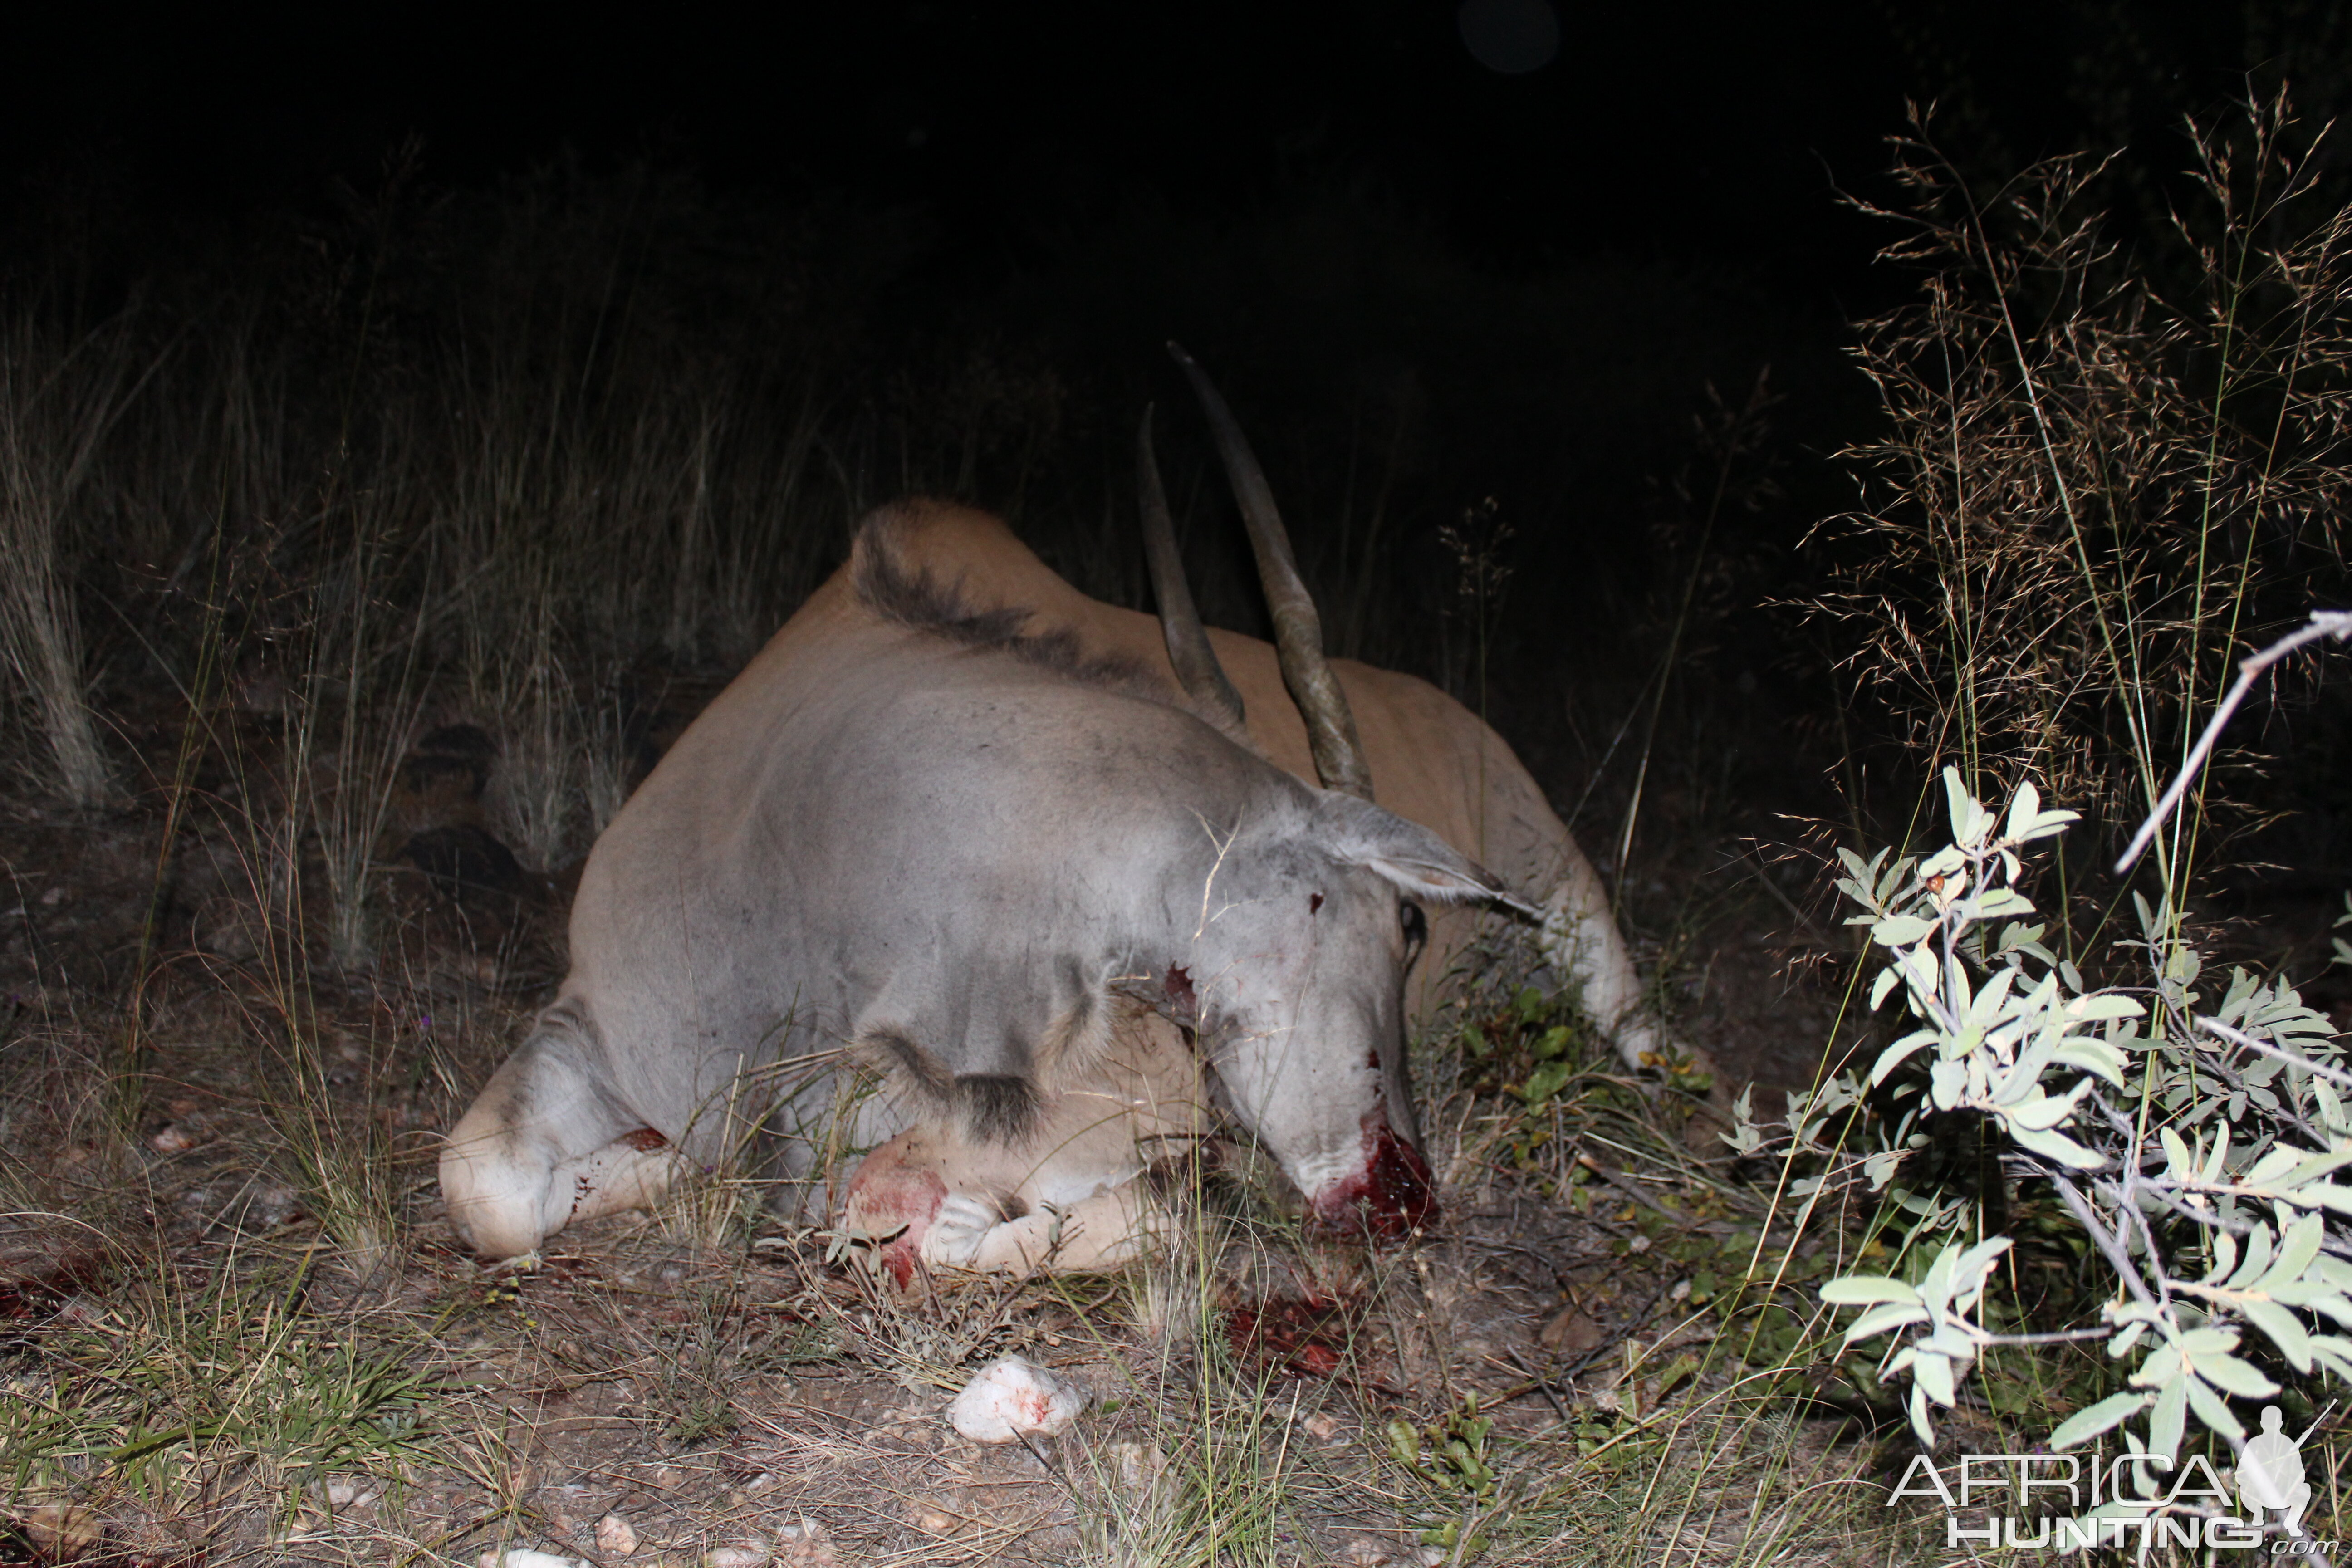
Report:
1309,1112,1436,1241
1161,964,1197,1023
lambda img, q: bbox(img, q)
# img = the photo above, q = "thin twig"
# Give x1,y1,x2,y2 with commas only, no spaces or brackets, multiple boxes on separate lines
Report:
1977,1326,2113,1346
1723,842,1833,943
2052,1176,2159,1312
2100,1174,2257,1243
2197,1015,2352,1092
2115,609,2352,873
1501,1345,1573,1426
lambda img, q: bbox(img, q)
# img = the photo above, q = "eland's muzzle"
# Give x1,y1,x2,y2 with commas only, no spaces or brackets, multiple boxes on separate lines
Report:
1307,1112,1437,1241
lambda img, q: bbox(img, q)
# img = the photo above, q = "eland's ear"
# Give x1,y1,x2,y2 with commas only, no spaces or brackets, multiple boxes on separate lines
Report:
1309,793,1539,915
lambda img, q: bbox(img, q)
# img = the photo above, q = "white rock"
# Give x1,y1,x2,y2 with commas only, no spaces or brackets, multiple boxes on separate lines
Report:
17,1508,98,1556
478,1552,584,1568
706,1543,770,1568
595,1513,639,1555
324,1475,382,1507
946,1354,1086,1442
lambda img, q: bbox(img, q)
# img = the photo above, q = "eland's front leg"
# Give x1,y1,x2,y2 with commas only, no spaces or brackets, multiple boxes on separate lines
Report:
842,1123,1171,1284
841,1007,1206,1284
441,1025,687,1259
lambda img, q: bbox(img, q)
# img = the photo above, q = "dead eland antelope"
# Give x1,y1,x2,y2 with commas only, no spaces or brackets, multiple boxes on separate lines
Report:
439,349,1700,1276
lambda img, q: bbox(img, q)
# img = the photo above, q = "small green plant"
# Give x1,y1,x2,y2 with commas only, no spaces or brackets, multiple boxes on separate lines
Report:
1384,1394,1504,1561
1386,1392,1500,1504
1512,1027,1579,1113
0,1259,441,1525
1459,985,1584,1108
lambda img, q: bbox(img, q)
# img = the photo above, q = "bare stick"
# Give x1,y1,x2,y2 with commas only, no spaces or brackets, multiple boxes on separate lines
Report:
2196,1014,2352,1092
2115,609,2352,874
2053,1175,2161,1311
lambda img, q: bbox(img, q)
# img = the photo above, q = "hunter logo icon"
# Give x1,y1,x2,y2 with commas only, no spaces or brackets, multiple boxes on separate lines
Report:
2239,1405,2315,1532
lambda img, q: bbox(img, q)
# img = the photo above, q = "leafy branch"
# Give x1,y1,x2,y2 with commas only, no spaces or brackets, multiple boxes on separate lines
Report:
1742,768,2345,1495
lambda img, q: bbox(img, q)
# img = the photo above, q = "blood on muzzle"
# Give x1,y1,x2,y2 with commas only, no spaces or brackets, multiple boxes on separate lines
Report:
1307,1112,1437,1242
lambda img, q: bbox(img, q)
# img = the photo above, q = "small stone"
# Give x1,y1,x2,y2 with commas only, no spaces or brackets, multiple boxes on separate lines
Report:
596,1514,639,1556
1112,1441,1166,1490
18,1506,99,1555
1305,1411,1339,1439
1342,1541,1389,1567
147,1123,197,1154
706,1543,769,1568
478,1551,584,1568
775,1518,835,1566
1103,1441,1175,1529
946,1354,1085,1442
1539,1305,1604,1356
246,1183,299,1226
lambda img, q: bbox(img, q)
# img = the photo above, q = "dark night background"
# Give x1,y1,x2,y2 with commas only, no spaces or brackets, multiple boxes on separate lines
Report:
9,4,2321,288
4,0,2346,900
14,4,2334,300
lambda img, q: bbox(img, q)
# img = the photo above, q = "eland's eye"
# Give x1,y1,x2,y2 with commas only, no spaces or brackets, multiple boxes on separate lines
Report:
1400,902,1428,947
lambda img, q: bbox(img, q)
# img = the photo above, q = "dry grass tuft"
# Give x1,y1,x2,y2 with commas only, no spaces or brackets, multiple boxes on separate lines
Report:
1815,90,2352,882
